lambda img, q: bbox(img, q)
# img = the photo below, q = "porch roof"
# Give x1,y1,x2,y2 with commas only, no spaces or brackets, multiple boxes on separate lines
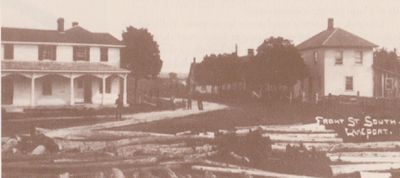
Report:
373,66,400,77
1,61,130,73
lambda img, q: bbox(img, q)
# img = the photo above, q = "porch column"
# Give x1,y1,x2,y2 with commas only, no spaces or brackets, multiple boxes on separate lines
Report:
102,76,106,105
70,77,75,105
123,74,128,106
30,74,36,107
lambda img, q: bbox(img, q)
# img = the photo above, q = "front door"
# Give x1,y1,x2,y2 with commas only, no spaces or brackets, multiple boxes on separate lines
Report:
83,79,92,103
308,77,313,98
2,78,13,105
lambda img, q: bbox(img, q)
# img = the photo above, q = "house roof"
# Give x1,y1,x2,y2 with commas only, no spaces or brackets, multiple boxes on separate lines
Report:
2,61,129,73
1,26,123,46
297,28,377,50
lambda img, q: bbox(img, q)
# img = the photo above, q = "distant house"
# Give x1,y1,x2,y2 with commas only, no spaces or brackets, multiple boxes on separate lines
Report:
297,18,378,99
186,58,204,94
187,50,250,95
373,67,400,98
1,18,129,108
373,53,400,98
187,57,216,94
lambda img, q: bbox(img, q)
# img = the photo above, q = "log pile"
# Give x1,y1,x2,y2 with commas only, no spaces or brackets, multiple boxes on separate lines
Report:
2,128,332,178
236,123,400,177
3,123,400,177
2,129,261,177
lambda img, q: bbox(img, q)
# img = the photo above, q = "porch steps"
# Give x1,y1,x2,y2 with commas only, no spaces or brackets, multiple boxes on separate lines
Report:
3,107,24,113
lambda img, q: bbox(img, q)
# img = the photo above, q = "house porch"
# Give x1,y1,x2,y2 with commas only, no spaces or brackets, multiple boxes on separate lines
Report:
1,71,128,108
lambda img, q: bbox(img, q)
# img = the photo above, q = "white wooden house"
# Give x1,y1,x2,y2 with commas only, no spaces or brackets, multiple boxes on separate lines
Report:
1,18,129,108
297,18,378,99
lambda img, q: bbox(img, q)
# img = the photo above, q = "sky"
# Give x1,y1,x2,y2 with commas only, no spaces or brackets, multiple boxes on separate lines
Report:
1,0,400,74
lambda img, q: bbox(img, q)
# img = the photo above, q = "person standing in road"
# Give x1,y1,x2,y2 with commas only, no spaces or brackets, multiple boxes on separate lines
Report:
187,95,192,110
115,94,123,120
197,92,204,110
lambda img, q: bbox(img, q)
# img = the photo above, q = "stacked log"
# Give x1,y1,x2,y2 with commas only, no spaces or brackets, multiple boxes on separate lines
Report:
4,123,399,177
327,151,400,163
236,123,400,177
191,165,314,178
3,156,158,171
2,130,220,177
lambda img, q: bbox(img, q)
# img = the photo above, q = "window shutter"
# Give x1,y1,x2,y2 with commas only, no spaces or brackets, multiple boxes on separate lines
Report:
4,44,14,59
38,46,43,60
73,47,77,61
86,47,90,61
10,45,14,59
100,48,108,62
53,46,57,60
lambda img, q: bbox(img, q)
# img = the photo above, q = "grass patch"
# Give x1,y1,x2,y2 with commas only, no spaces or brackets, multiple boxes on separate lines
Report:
111,99,400,134
2,104,161,137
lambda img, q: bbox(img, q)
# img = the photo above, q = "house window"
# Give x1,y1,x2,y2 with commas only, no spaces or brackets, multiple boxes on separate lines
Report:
42,80,52,95
4,44,14,60
105,78,112,93
39,45,56,60
335,51,343,65
73,46,90,61
345,76,353,91
385,78,394,90
355,51,363,64
313,51,318,64
99,80,111,93
100,48,108,62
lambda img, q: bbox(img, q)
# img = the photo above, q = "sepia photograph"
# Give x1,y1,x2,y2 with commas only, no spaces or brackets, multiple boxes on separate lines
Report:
1,0,400,177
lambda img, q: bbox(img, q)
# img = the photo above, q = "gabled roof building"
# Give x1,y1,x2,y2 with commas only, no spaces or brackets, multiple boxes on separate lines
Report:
296,18,377,98
1,18,129,108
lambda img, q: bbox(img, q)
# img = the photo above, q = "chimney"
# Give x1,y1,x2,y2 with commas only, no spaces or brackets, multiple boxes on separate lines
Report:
327,18,334,30
57,18,64,32
193,57,196,63
248,49,254,57
72,22,79,27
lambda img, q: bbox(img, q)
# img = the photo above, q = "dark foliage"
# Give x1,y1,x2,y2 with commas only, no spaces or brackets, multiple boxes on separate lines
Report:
193,37,307,93
194,53,242,86
121,26,162,77
121,26,163,102
373,48,399,72
252,37,306,87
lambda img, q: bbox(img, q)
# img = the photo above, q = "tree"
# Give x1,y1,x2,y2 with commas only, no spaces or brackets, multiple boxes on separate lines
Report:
245,37,306,97
194,53,241,93
373,48,399,72
193,37,306,99
121,26,163,103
